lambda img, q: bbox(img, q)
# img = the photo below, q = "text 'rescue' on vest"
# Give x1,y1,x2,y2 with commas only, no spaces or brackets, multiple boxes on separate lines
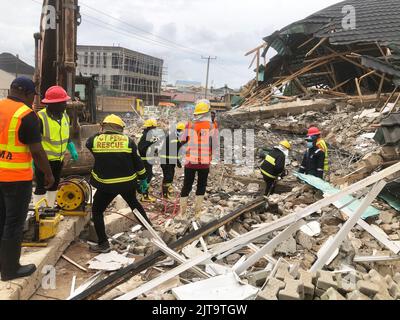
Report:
87,132,146,192
38,109,70,161
0,99,34,182
185,121,213,166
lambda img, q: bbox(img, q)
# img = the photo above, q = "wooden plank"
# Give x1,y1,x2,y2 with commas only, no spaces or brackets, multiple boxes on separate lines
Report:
233,220,306,275
354,255,400,263
229,230,277,265
192,222,208,253
305,37,327,57
310,180,387,272
133,209,164,245
380,86,398,113
62,255,88,273
245,43,267,57
151,239,210,279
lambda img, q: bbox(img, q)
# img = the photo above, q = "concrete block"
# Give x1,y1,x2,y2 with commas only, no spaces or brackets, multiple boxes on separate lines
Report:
321,288,346,301
317,271,339,291
257,278,285,301
275,263,293,281
347,290,371,300
357,280,380,297
299,269,315,299
278,277,304,300
247,270,269,287
114,196,128,211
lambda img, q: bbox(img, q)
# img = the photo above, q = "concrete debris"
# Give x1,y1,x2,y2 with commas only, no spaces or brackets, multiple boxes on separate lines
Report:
88,251,135,271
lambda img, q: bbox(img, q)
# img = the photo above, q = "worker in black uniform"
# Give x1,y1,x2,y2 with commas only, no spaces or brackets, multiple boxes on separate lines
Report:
138,119,159,203
86,114,150,253
260,140,292,197
299,135,325,179
160,122,185,199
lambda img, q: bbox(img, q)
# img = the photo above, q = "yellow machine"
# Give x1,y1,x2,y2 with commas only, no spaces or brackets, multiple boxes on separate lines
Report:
57,176,92,217
22,198,62,248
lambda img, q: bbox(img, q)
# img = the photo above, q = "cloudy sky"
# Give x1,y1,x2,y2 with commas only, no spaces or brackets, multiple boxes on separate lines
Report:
0,0,341,88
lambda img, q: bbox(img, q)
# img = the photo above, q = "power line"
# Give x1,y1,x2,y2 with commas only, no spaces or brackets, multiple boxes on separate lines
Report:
80,1,209,57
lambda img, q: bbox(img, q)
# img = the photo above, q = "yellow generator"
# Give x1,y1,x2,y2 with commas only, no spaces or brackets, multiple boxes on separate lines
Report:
22,198,62,247
57,176,92,216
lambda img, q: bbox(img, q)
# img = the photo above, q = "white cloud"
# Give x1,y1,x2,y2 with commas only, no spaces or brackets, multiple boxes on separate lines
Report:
0,0,340,88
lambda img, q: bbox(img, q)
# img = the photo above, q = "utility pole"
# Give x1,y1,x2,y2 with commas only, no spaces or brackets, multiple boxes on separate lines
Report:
201,56,217,99
15,54,19,78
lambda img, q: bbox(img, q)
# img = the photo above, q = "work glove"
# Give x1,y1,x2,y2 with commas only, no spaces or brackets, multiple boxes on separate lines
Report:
139,179,149,194
67,142,79,161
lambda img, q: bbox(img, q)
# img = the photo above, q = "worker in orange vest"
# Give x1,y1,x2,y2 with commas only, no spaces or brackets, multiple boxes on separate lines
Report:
307,127,329,174
177,100,216,221
0,77,54,281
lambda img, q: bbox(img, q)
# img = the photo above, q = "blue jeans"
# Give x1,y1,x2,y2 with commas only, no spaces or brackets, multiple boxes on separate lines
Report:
0,181,32,241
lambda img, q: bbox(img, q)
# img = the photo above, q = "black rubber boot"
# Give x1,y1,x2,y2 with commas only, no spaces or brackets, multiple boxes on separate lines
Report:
1,240,36,281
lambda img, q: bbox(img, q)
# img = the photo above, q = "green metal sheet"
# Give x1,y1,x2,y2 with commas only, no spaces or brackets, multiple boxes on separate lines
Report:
294,172,380,219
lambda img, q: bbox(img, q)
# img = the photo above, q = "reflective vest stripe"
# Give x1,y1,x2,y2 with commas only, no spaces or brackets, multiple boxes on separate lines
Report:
93,148,132,153
137,168,146,176
185,122,212,165
160,155,180,159
141,157,154,161
317,139,329,171
91,171,137,184
38,110,70,161
260,168,277,179
0,102,33,182
265,155,276,166
0,162,32,169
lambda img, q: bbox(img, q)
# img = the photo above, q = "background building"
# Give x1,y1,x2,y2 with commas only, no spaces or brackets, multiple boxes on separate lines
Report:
77,45,164,104
0,53,35,98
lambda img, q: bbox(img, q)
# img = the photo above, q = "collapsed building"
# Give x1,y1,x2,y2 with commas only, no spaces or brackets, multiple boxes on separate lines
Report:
241,0,400,108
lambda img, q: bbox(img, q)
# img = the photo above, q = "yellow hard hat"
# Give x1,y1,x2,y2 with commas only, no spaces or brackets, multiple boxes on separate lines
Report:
176,122,186,131
280,140,292,150
144,119,158,128
194,100,211,115
103,114,126,128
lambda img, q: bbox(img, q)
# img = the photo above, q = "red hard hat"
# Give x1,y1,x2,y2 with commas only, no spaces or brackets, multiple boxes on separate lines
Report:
307,127,321,137
42,86,71,104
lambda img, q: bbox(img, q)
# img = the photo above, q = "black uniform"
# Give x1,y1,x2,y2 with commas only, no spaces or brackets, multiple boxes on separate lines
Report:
86,131,150,245
260,147,286,196
138,128,158,184
160,132,183,188
299,147,325,179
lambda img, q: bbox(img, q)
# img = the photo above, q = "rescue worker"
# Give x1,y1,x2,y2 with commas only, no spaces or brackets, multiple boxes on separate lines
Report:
86,114,150,253
307,127,329,173
178,100,216,220
299,135,325,179
0,77,54,281
260,140,292,197
138,119,159,203
159,122,185,199
33,86,79,208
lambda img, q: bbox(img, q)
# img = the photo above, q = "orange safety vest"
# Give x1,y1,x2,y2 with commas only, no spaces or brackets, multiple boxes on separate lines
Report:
185,121,213,165
0,99,34,182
